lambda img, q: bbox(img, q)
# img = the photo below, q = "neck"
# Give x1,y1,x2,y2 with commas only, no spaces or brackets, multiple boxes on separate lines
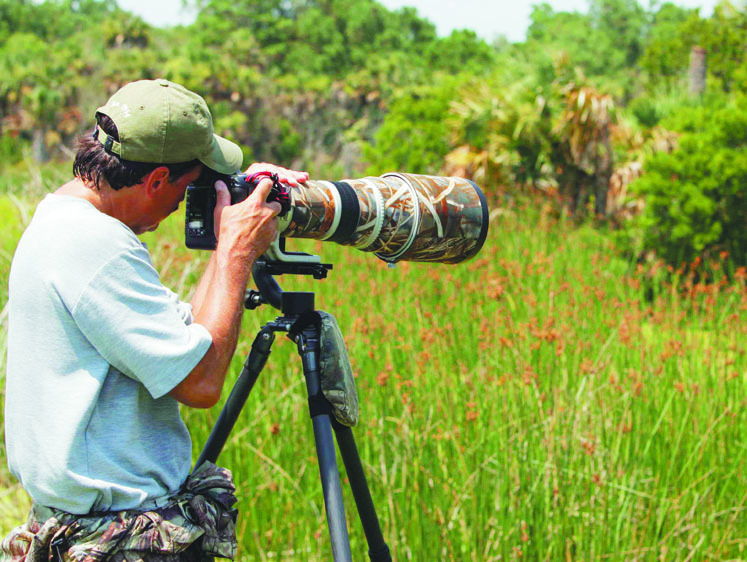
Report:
56,177,112,214
56,177,143,230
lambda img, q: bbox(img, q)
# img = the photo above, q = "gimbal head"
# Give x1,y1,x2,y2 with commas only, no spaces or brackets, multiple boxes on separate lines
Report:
245,238,332,311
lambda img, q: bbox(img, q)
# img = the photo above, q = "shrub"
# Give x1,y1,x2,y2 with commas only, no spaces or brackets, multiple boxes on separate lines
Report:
362,80,458,175
629,94,746,267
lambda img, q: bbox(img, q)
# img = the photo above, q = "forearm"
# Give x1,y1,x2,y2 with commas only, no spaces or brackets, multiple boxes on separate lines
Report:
191,251,220,320
172,246,255,408
170,176,280,408
194,246,251,359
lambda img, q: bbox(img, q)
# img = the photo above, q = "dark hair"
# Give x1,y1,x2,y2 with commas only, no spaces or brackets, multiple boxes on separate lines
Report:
73,114,201,190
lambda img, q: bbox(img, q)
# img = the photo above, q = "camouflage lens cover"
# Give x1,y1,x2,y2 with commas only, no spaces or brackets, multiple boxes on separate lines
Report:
279,173,488,264
318,312,359,427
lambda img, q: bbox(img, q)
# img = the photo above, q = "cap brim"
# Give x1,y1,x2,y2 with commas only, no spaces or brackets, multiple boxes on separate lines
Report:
200,134,243,174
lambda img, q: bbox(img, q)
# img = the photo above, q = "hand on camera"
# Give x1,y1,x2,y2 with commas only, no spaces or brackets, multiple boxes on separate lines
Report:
213,178,281,261
245,162,309,187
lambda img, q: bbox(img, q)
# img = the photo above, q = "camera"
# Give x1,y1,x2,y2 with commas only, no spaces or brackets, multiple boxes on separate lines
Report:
185,170,290,250
186,171,489,265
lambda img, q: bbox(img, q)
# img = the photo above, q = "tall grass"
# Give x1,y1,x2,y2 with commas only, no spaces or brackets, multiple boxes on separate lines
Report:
0,192,745,561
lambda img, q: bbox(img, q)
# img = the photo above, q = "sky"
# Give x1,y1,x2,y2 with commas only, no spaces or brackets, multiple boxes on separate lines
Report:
116,0,722,43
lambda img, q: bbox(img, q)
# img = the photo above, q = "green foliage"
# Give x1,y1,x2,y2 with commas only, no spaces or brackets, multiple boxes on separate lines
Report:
640,1,746,93
0,33,50,88
448,76,553,189
101,11,151,48
189,0,489,83
274,118,302,162
0,0,743,243
0,134,25,163
694,1,747,93
630,94,747,266
628,87,685,128
425,29,496,75
588,0,646,67
446,66,617,215
0,0,111,46
362,80,458,175
526,3,625,78
639,3,697,84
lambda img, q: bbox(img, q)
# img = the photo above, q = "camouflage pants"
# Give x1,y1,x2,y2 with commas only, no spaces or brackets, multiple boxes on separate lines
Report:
0,462,237,562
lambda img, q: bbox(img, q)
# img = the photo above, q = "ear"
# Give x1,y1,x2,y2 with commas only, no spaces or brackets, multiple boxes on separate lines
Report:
143,167,170,199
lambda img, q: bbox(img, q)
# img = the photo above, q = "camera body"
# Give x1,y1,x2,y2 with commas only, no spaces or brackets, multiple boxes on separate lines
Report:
185,171,290,249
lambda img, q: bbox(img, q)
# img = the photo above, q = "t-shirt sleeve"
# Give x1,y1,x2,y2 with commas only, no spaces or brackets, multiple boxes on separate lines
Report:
71,246,213,399
163,286,197,325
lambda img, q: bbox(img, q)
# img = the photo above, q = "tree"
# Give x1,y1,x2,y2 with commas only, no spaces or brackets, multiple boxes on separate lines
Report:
426,29,496,75
447,76,553,191
0,32,82,161
552,82,616,215
0,0,112,46
697,1,746,92
526,4,623,77
589,0,646,68
630,94,747,266
363,81,458,175
639,3,697,83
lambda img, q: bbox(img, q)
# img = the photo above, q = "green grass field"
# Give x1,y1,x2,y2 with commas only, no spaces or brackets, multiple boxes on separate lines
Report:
0,184,745,561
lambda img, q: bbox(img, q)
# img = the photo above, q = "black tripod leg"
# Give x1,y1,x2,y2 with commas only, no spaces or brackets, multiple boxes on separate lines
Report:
312,416,353,562
333,423,392,562
195,325,275,470
296,328,353,562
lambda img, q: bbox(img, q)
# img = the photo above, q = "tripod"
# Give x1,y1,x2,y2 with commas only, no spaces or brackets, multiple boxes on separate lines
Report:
194,259,392,562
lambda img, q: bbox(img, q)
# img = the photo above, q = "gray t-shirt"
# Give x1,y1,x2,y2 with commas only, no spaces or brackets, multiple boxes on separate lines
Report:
5,194,213,514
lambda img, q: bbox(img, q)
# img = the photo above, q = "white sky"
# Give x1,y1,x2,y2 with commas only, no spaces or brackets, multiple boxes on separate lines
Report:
116,0,722,43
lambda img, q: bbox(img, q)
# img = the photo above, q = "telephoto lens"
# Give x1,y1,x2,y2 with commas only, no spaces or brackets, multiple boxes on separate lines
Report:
186,172,489,264
279,173,488,264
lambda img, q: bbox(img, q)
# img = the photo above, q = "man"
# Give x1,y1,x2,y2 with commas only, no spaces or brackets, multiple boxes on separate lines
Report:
1,79,307,561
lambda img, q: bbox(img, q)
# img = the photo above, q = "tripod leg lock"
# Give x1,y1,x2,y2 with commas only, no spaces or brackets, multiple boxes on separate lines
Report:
308,390,334,419
245,328,275,374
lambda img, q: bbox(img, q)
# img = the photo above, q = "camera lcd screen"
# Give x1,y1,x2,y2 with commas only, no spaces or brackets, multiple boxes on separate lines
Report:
187,188,211,225
185,185,218,249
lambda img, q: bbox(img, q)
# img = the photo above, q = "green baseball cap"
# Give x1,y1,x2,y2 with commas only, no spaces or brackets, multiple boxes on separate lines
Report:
95,79,242,174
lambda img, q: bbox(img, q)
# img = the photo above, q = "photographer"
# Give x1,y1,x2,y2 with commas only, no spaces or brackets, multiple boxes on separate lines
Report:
1,79,307,562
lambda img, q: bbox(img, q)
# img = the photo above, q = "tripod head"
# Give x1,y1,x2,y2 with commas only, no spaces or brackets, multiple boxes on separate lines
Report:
245,238,332,313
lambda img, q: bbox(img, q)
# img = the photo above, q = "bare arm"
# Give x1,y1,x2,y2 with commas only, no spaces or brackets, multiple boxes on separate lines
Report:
169,178,280,408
